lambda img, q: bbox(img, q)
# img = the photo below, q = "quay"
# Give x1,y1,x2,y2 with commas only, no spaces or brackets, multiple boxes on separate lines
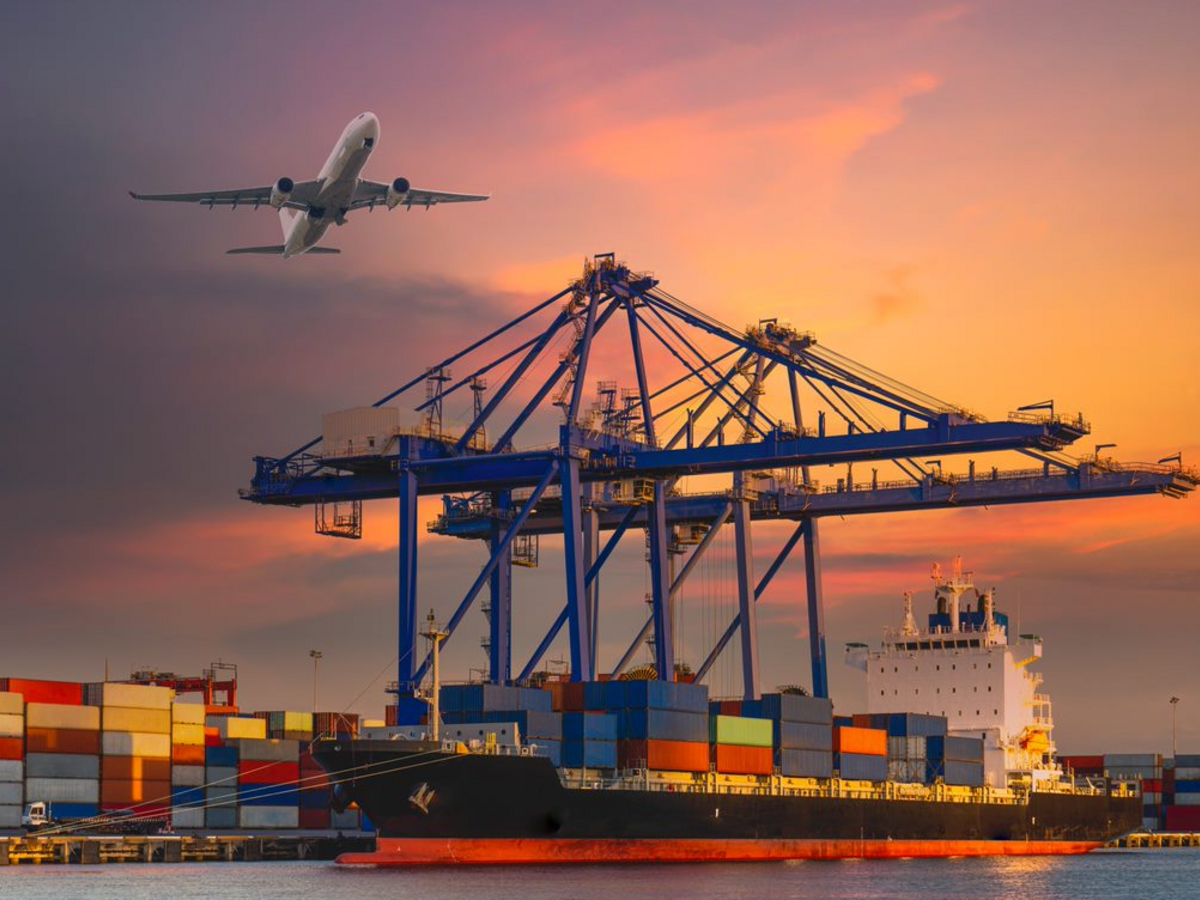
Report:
0,833,372,865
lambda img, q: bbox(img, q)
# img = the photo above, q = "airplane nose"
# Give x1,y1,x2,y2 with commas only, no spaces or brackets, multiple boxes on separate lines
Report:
359,112,380,139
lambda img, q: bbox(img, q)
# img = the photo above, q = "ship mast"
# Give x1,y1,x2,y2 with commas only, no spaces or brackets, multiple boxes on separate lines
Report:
421,610,448,742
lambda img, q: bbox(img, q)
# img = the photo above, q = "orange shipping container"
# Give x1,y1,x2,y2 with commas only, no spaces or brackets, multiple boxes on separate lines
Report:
102,756,171,782
0,737,22,760
172,744,205,766
25,727,100,755
713,743,773,776
618,739,710,773
833,726,887,757
0,678,83,705
101,778,172,806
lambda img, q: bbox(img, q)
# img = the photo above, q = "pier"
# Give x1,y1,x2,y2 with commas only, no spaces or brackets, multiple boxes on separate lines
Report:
0,833,372,865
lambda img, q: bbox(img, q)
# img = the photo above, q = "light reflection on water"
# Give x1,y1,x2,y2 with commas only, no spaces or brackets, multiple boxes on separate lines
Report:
0,850,1195,900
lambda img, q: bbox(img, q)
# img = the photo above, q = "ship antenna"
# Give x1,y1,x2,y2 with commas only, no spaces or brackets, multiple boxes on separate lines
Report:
901,591,918,636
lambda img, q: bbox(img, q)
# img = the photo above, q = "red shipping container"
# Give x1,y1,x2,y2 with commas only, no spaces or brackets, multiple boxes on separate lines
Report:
300,808,331,830
1166,806,1200,831
1059,755,1105,771
619,739,709,773
561,682,585,711
719,700,742,716
238,760,300,784
713,743,773,776
1143,779,1163,793
0,678,82,705
173,744,205,766
204,727,221,748
851,714,875,728
25,727,100,755
834,726,887,756
0,737,22,760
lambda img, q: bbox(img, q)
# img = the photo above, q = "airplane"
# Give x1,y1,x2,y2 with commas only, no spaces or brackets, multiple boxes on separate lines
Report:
130,112,488,257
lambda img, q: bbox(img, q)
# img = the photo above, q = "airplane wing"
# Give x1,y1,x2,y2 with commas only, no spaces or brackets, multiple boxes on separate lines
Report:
349,180,489,211
129,181,322,211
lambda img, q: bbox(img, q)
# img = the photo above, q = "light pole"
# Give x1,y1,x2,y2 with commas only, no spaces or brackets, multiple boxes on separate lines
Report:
309,650,323,712
1171,696,1180,761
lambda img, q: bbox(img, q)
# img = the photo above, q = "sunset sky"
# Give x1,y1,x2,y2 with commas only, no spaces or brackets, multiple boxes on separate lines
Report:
2,0,1198,752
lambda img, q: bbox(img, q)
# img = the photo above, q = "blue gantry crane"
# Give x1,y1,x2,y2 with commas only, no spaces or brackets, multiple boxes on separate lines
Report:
241,255,1194,707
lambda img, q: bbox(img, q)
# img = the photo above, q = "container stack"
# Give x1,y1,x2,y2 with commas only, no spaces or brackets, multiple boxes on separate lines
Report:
709,715,773,775
299,744,332,830
171,703,207,828
833,725,888,781
92,683,174,820
0,692,25,828
441,684,563,766
597,681,710,773
562,712,618,770
23,701,101,821
235,738,301,829
926,735,985,786
855,713,948,784
747,693,834,778
1166,754,1200,832
204,742,239,829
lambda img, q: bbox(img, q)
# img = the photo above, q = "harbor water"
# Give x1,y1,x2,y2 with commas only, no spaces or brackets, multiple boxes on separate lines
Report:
1,850,1197,900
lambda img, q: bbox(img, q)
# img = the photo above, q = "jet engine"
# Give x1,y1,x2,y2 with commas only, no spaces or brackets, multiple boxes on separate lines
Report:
385,177,411,209
269,177,295,210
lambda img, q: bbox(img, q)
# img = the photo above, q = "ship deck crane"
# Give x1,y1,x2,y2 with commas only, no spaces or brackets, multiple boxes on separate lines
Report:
241,255,1195,708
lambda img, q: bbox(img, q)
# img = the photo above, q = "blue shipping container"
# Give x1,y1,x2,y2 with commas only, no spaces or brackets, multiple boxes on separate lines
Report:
837,753,888,782
619,709,708,742
206,807,237,829
394,695,428,725
778,749,833,778
48,803,100,820
759,694,834,726
1174,754,1200,767
205,746,238,767
1174,780,1200,793
868,713,947,737
621,680,708,713
239,785,300,806
927,760,985,786
583,681,610,710
563,740,618,769
171,787,205,808
564,712,618,741
778,721,833,751
927,735,985,762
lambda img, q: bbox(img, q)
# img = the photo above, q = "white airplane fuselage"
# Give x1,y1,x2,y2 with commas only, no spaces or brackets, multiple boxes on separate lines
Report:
281,113,380,257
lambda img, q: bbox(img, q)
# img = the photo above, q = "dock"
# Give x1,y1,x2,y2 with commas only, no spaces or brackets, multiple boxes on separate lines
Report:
1110,832,1200,849
0,832,372,865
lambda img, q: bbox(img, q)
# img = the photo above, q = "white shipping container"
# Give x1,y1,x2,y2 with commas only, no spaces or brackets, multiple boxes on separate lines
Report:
171,703,207,725
233,738,299,762
322,406,401,457
103,707,171,734
171,723,205,746
205,766,239,785
0,692,23,715
0,804,22,828
24,777,99,804
0,713,24,737
205,785,238,806
89,683,173,710
25,753,100,780
102,731,171,758
0,760,24,782
1176,793,1200,807
172,807,205,829
207,716,266,740
171,764,206,786
206,807,237,828
26,703,100,730
1175,767,1200,780
239,805,300,830
1144,791,1162,805
0,783,22,805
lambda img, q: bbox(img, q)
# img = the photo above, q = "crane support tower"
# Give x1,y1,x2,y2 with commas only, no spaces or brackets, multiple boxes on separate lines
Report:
241,255,1195,706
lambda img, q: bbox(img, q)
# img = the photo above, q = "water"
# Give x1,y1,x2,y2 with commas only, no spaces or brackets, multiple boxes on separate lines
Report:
2,850,1197,900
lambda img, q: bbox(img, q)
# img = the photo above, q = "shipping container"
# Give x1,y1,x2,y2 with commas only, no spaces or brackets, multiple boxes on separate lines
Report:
172,807,205,829
103,707,172,734
238,760,300,784
0,737,23,760
927,735,985,762
888,736,928,760
300,808,332,829
529,739,561,767
171,703,207,725
836,753,888,781
1059,755,1105,771
441,684,553,714
24,777,100,804
713,743,773,775
25,703,100,730
888,759,926,783
563,712,618,741
1174,767,1200,781
205,746,238,767
25,753,100,780
40,802,100,820
25,727,100,755
0,679,83,706
171,723,205,746
833,726,887,757
172,744,205,766
101,756,171,782
0,713,24,738
331,808,361,830
205,785,238,806
85,683,173,710
618,739,709,772
101,779,171,806
927,759,985,786
619,709,708,743
563,741,618,769
1166,806,1200,830
205,765,239,786
1175,754,1200,768
171,786,205,808
0,692,23,715
313,712,360,737
710,715,773,748
206,807,237,829
479,710,562,739
264,711,314,734
207,716,267,740
779,721,833,751
239,805,300,829
620,680,708,713
1104,753,1162,768
171,764,205,786
0,783,23,805
0,805,21,828
232,738,299,762
757,693,833,725
778,748,833,778
0,760,23,782
239,783,300,806
101,731,171,758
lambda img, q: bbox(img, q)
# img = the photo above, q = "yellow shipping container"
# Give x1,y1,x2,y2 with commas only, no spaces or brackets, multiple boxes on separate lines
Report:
206,716,266,740
103,707,171,734
0,692,23,715
101,731,171,758
171,723,205,746
26,703,100,730
94,683,173,710
0,713,23,738
170,702,206,725
276,711,313,733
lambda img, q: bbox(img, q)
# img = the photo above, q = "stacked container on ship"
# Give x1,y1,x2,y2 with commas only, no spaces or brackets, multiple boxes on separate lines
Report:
0,692,26,828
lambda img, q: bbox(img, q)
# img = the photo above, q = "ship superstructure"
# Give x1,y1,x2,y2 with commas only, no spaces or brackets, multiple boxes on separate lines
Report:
847,558,1058,788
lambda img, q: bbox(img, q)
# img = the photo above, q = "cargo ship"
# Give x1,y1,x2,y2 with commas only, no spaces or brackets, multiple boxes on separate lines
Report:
313,561,1140,865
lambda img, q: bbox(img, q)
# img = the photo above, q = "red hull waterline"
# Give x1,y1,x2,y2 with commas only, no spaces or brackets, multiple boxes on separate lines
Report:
338,838,1104,866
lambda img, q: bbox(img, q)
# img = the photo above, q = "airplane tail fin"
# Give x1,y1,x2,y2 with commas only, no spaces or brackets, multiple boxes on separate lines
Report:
226,245,341,256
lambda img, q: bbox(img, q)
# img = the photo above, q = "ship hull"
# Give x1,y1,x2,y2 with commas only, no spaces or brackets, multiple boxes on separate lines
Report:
315,740,1138,867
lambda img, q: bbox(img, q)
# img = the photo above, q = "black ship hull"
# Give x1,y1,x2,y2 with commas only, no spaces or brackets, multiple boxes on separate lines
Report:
314,740,1139,865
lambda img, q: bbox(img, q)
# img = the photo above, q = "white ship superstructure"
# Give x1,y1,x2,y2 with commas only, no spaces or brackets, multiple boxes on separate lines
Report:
847,557,1059,787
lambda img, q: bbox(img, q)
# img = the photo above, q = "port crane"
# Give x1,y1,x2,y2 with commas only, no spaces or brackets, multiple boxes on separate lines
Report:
242,255,1194,709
